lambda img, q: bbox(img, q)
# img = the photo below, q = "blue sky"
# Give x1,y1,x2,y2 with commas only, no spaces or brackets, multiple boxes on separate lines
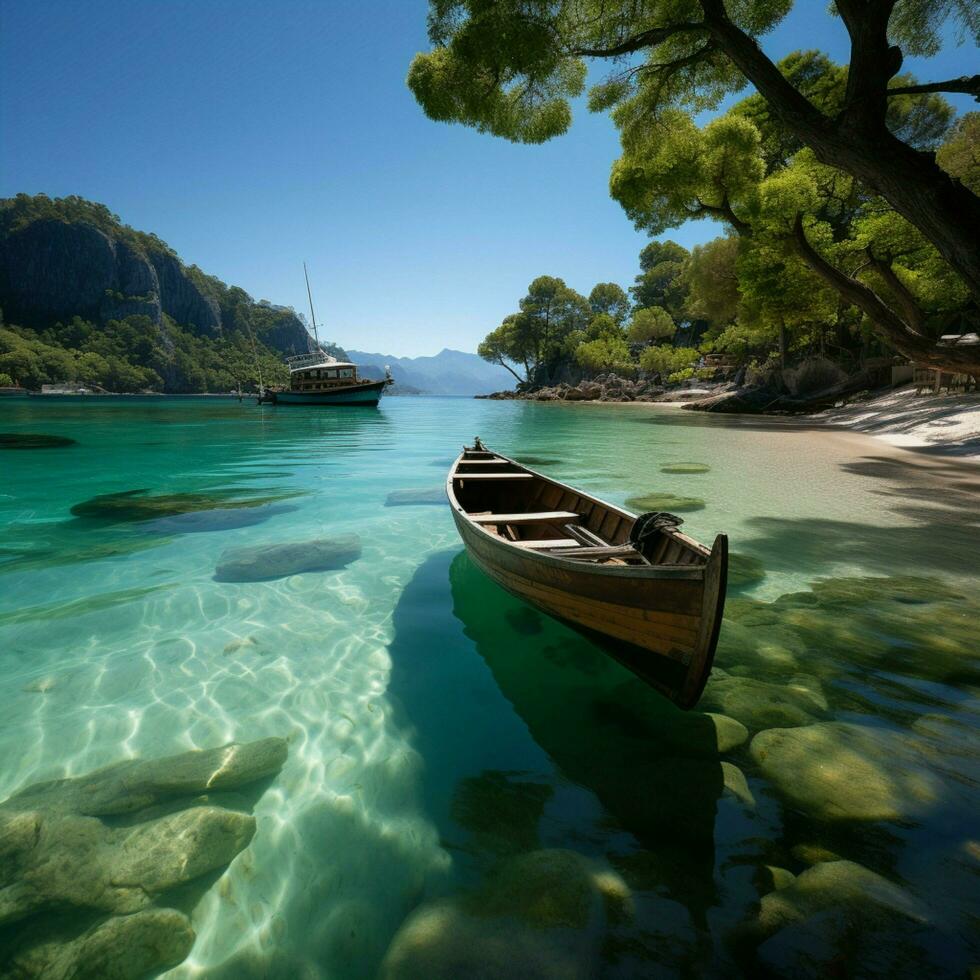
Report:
1,1,976,356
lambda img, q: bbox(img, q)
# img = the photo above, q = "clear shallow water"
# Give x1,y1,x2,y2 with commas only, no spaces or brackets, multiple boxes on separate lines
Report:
0,396,977,977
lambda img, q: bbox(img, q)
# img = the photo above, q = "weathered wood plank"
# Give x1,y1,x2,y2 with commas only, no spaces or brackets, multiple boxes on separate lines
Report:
453,473,535,481
472,511,580,525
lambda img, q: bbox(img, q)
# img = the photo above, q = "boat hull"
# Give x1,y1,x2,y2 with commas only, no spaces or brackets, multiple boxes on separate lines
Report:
447,449,727,708
265,380,388,406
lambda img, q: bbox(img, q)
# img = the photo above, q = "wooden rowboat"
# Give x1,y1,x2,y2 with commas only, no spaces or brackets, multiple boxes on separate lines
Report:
447,441,728,709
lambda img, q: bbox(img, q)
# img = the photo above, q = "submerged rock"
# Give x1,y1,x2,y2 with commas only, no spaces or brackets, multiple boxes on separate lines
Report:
6,736,288,816
660,462,711,474
451,771,553,857
699,675,823,731
727,553,766,589
4,907,195,980
0,433,76,449
213,534,361,582
384,487,446,506
381,849,629,980
147,503,297,534
750,723,941,821
0,737,287,976
624,492,705,513
750,860,946,979
70,488,302,524
598,679,748,758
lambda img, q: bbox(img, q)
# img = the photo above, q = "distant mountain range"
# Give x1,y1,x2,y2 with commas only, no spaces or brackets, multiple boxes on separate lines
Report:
349,348,516,395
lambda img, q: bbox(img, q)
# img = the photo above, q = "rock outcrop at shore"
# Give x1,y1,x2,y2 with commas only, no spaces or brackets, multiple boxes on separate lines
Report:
479,374,667,403
0,737,288,979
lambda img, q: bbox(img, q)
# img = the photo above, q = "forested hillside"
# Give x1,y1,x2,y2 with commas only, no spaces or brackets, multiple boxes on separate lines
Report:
0,195,336,392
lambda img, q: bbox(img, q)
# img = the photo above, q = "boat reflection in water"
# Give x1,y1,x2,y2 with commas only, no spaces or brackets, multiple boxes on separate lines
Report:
448,549,733,924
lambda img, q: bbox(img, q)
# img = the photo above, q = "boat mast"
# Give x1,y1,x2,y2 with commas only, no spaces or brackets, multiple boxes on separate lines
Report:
303,261,321,353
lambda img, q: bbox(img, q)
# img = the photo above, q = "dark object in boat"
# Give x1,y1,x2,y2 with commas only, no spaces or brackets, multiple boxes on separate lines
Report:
0,433,76,449
447,441,728,709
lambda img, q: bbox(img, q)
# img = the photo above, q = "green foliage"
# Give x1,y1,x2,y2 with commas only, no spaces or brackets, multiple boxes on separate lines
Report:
0,316,288,393
937,112,980,194
630,240,689,316
585,312,623,340
575,335,633,374
683,237,741,331
478,276,590,379
588,282,630,324
627,306,675,343
0,372,13,387
639,345,699,377
0,194,319,393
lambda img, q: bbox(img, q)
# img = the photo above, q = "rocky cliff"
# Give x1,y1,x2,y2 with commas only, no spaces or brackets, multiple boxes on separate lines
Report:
0,194,310,355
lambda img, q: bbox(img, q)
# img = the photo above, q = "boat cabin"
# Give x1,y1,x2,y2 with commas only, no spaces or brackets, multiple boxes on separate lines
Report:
286,352,362,392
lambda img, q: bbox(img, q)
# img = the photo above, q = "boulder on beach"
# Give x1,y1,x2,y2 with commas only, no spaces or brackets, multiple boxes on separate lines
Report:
214,534,361,582
384,487,446,506
749,722,941,821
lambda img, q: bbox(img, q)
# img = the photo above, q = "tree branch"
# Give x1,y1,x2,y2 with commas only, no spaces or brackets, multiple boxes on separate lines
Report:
887,75,980,99
697,0,831,137
864,250,926,331
572,23,705,58
791,215,980,372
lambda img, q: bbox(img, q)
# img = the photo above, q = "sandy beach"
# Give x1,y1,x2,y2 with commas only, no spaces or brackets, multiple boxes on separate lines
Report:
817,386,980,460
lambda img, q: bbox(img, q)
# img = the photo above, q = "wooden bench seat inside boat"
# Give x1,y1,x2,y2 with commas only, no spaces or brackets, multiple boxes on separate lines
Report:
471,511,581,525
452,473,535,480
514,538,583,549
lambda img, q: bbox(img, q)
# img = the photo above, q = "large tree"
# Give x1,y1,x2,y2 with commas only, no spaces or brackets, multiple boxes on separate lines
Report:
478,275,590,381
409,1,980,371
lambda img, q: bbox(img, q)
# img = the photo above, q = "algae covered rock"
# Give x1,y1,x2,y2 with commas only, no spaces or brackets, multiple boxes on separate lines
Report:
4,907,195,980
747,859,951,979
450,771,553,857
0,433,76,449
385,487,446,506
0,737,287,976
598,679,747,757
7,736,288,816
699,675,823,731
381,849,629,980
727,553,766,589
213,534,361,582
750,723,941,821
624,492,705,513
70,488,301,523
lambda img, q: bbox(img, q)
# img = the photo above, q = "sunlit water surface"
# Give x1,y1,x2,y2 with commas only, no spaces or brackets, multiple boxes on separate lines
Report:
1,396,977,977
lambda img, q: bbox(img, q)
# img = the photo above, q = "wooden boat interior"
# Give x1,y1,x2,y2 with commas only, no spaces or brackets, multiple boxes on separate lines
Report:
452,448,709,568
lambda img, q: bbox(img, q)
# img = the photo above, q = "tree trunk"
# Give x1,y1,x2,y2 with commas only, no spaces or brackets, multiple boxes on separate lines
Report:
778,319,787,367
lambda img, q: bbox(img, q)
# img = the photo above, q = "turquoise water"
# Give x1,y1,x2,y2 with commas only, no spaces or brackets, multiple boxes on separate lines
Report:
1,396,977,977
